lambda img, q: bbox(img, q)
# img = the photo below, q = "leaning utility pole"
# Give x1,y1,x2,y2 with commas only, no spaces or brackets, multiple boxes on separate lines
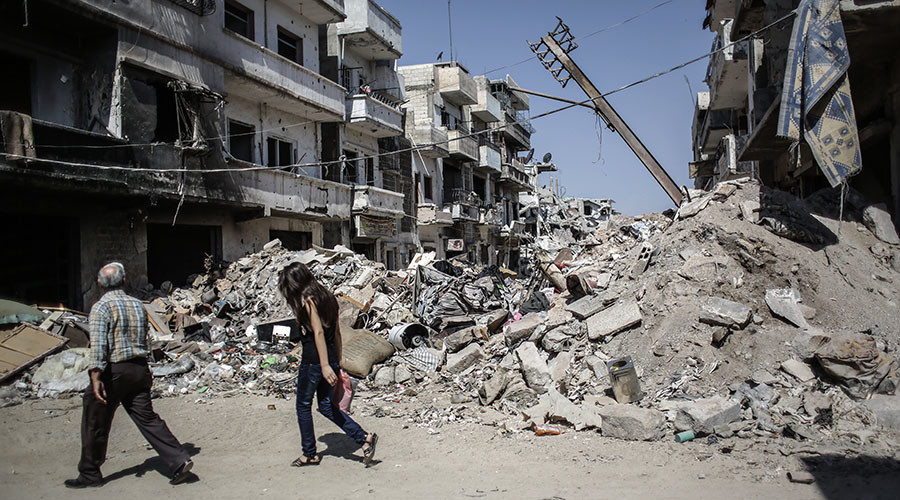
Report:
529,18,684,206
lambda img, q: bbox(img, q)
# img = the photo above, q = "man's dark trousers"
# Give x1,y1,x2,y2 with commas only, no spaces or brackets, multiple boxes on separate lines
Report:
77,357,189,483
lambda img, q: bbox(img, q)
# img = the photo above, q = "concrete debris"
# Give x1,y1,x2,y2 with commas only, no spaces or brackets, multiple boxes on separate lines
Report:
781,359,815,383
862,203,900,245
674,395,741,435
699,297,752,329
586,300,642,340
515,342,552,394
765,288,811,329
597,404,665,441
5,178,900,454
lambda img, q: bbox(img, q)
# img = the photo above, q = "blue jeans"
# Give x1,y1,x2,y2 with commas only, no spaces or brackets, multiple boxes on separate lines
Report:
296,362,367,458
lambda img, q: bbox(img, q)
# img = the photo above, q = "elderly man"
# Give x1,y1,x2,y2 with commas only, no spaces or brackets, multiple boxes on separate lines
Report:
65,263,193,488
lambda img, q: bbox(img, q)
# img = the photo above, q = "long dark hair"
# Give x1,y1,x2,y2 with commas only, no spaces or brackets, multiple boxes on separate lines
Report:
278,262,339,334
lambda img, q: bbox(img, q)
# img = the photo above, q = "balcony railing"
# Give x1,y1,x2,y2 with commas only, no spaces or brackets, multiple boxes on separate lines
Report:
409,125,449,158
447,128,478,161
477,142,501,173
352,185,404,218
500,158,533,191
346,93,403,138
436,63,477,105
335,0,402,59
705,19,749,110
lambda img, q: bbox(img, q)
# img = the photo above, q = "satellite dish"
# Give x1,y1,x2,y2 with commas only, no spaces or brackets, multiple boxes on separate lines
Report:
524,148,535,164
542,152,552,163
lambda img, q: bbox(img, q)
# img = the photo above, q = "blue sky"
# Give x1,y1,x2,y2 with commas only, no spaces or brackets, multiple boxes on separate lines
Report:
376,0,712,215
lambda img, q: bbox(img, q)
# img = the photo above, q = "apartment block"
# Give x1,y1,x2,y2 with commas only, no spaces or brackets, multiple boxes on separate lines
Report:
0,0,361,308
691,0,900,231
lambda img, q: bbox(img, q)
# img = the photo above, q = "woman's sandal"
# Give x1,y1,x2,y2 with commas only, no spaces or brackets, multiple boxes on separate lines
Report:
290,455,321,467
362,433,378,467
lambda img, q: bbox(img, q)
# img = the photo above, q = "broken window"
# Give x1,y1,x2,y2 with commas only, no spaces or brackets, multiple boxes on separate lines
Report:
121,65,180,143
277,27,302,65
228,120,255,162
423,175,433,200
224,0,254,40
0,51,32,115
147,223,221,288
266,137,293,167
343,150,358,184
365,157,374,186
270,230,311,251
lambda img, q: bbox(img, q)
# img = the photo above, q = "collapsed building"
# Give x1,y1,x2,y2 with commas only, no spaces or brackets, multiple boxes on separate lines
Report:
691,0,900,237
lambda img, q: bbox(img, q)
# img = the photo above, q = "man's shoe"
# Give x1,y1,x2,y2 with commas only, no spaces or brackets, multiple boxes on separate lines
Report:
64,477,103,489
170,459,193,485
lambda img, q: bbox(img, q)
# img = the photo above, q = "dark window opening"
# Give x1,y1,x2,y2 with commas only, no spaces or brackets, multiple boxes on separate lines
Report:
147,223,221,288
584,205,593,215
270,230,311,251
423,175,433,200
228,120,254,162
352,242,375,261
266,137,293,167
0,213,80,309
122,66,180,143
0,51,32,115
224,0,254,40
473,176,486,203
365,157,374,185
277,26,302,65
343,150,358,184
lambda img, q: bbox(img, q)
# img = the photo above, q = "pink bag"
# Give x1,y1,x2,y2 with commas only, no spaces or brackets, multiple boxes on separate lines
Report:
333,369,354,413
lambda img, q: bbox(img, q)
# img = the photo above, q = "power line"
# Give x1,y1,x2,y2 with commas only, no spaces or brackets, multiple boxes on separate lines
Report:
481,0,677,76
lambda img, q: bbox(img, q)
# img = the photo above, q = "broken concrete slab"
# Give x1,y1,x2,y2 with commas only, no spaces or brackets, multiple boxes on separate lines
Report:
479,369,509,405
443,343,485,374
443,326,478,353
674,395,741,435
679,246,701,261
542,388,603,431
863,394,900,431
699,297,752,329
515,342,551,394
781,359,815,383
765,288,811,329
862,203,900,245
548,351,572,384
586,300,642,340
373,366,396,386
504,313,544,346
678,255,731,282
593,273,612,290
597,404,665,441
739,200,760,223
541,326,574,353
564,293,611,320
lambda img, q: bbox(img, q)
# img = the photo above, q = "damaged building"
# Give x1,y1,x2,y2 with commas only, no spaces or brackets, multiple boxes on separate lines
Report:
400,62,538,269
691,0,900,234
0,0,412,308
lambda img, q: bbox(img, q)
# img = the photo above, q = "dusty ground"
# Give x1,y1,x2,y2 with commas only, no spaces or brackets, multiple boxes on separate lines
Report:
2,393,898,500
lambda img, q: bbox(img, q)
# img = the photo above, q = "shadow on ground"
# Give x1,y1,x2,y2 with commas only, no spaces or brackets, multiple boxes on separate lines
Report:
104,442,201,484
319,432,381,468
800,454,900,500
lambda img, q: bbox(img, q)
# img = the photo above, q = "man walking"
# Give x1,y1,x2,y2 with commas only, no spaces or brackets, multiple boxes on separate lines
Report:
65,262,193,488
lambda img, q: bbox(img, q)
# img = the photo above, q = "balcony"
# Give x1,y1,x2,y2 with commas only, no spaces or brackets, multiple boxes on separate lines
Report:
285,0,346,24
499,159,533,192
417,203,453,226
221,31,345,121
238,167,352,221
478,207,502,227
477,141,501,174
703,0,737,32
409,125,449,158
692,91,738,157
705,19,749,110
446,128,478,161
352,185,404,218
336,0,402,59
346,93,403,138
494,110,532,149
435,62,477,105
471,87,502,122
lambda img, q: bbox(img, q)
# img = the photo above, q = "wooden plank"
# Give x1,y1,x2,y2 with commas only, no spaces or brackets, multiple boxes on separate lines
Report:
0,325,68,383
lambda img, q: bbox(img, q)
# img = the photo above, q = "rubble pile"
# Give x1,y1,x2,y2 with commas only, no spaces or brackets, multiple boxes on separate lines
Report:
3,179,899,451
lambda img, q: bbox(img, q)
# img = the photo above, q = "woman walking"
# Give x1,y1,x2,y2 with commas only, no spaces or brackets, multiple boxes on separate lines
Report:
278,262,378,467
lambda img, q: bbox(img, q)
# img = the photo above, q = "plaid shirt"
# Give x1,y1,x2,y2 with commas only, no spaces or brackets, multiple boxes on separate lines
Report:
89,289,150,371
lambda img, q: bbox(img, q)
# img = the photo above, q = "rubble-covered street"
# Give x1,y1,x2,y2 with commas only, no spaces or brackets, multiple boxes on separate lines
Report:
3,179,900,498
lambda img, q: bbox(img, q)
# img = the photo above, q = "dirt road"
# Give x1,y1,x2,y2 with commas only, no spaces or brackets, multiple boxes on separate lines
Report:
2,393,898,499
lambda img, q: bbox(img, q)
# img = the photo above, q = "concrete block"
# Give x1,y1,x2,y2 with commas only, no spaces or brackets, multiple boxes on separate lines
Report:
862,204,900,245
765,288,810,329
597,404,666,441
541,326,574,353
444,343,485,374
781,359,815,382
443,326,478,353
699,297,752,329
515,342,551,394
586,300,642,340
394,365,412,384
548,351,572,384
565,293,609,320
594,273,612,290
478,369,509,405
678,255,731,282
504,313,543,346
674,395,741,435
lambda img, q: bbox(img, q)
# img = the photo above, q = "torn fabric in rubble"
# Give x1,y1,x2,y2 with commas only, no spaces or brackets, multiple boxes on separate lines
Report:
777,0,861,187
